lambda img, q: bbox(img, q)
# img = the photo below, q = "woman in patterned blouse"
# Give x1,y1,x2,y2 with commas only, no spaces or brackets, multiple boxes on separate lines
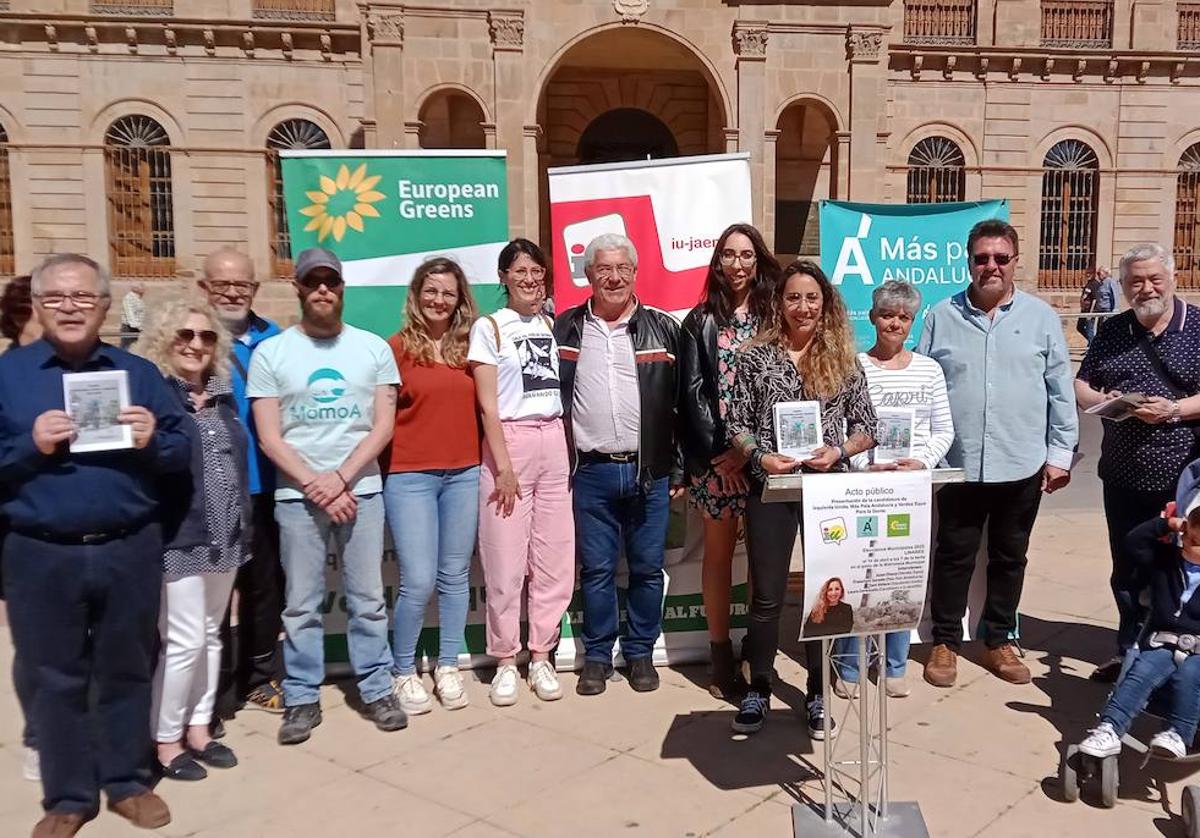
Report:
725,259,877,738
137,299,251,781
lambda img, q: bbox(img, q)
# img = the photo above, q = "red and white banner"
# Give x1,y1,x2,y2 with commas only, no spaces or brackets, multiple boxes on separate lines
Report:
548,153,753,315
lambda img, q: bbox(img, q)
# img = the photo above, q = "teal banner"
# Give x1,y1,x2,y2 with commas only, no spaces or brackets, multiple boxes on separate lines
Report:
819,200,1009,349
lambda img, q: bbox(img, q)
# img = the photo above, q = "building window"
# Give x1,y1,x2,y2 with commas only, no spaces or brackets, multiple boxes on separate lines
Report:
1038,139,1099,289
1041,1,1113,48
0,126,13,276
90,0,172,15
267,119,332,278
252,0,335,21
104,115,175,279
1175,144,1200,290
903,1,976,45
905,136,966,204
1181,3,1200,50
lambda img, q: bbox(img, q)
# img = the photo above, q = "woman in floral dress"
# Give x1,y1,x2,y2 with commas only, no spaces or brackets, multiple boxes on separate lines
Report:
679,223,781,700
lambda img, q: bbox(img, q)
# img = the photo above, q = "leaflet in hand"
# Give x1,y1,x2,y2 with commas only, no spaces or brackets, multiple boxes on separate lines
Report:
62,369,132,452
1084,392,1146,422
873,407,915,464
773,400,822,460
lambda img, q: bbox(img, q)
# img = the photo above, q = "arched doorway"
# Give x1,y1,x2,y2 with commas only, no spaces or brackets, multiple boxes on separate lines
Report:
577,108,679,165
774,101,838,262
418,90,486,149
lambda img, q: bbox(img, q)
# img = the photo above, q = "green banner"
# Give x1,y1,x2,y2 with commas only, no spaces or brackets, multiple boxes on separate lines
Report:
280,150,510,335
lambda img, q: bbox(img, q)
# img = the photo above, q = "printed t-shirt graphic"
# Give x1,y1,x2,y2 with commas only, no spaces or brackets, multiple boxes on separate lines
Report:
467,308,563,420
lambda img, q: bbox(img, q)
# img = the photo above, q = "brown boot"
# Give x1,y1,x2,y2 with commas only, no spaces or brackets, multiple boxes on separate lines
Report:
923,643,958,688
982,643,1031,684
107,791,171,830
32,813,89,838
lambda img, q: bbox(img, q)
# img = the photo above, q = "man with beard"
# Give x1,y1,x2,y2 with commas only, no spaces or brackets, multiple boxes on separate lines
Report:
1076,243,1200,681
247,248,406,744
198,248,285,720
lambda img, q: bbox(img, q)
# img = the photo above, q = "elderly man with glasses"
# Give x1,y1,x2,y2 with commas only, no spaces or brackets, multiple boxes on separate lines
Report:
917,219,1078,689
0,253,192,837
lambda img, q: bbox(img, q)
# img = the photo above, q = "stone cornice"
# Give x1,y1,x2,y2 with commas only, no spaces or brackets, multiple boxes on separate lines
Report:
890,44,1198,84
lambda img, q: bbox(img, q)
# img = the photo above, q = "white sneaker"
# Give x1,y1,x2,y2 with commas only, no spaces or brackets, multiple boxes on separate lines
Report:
434,665,470,710
528,660,564,702
833,678,859,700
490,664,520,707
22,746,39,782
1079,722,1122,758
1150,728,1188,759
393,673,433,715
886,676,911,698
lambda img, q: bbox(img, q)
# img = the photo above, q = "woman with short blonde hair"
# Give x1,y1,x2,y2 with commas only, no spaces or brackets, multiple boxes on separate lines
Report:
136,298,250,780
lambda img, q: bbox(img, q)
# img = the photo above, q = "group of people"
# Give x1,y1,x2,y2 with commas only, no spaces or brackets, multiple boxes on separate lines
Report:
1,212,1192,837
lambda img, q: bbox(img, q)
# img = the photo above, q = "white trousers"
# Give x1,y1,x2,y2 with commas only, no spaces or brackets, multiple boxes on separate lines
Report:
151,570,237,742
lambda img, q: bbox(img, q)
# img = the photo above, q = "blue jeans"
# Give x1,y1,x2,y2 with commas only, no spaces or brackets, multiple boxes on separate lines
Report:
275,494,393,707
383,467,480,673
833,632,911,682
1103,647,1200,742
573,463,669,663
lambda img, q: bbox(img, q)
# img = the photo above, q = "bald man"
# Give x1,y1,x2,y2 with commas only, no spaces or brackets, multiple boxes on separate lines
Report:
199,249,284,718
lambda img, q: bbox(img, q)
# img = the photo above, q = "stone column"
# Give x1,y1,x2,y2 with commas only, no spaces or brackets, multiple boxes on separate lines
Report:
835,131,852,200
763,130,781,250
846,28,886,201
733,21,768,229
489,9,526,236
522,125,543,244
365,7,405,148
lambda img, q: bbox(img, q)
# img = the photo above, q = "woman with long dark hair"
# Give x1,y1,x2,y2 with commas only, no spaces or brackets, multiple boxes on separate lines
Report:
725,259,877,736
679,224,780,700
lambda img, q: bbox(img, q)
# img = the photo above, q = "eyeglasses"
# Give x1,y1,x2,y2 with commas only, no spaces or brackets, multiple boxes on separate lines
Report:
972,253,1014,267
205,280,258,296
419,287,459,302
719,250,756,266
297,273,344,290
33,291,106,310
174,328,219,347
593,264,635,280
506,267,546,281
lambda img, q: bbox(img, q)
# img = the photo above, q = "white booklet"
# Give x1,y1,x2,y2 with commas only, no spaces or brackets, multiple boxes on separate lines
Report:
1084,392,1146,422
62,369,132,453
773,400,823,460
873,407,915,464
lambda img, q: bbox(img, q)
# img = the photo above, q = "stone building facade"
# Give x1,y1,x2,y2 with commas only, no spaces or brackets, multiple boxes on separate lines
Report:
0,0,1197,325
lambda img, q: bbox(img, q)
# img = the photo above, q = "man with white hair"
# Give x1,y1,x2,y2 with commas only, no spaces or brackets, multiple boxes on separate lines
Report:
554,233,685,696
1076,243,1200,681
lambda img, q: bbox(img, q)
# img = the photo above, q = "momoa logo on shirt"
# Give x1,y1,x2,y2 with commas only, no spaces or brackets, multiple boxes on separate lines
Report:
291,368,362,422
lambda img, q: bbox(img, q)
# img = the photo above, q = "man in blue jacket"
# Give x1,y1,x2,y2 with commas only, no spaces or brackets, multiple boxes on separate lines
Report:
200,247,284,716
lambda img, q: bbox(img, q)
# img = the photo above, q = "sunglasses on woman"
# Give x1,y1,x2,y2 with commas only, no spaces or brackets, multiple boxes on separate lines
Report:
175,328,219,347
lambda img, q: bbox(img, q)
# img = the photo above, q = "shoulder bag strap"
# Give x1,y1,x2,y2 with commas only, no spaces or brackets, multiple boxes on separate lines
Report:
1136,329,1200,444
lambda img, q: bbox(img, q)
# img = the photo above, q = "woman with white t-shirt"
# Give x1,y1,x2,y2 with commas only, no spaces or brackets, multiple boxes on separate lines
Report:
469,239,573,707
835,280,955,698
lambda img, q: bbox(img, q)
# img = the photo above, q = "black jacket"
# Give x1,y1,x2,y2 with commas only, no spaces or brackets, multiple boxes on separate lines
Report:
803,602,855,638
159,380,253,554
555,300,684,490
1123,517,1200,642
678,307,730,480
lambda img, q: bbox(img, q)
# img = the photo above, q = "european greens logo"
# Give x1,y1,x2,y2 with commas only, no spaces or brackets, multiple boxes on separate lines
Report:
291,368,362,422
299,163,385,243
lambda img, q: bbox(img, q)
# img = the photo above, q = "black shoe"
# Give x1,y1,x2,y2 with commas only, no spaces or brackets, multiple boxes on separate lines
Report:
627,657,660,692
278,703,322,746
1090,656,1123,683
363,694,408,732
732,689,769,734
709,641,748,702
160,752,207,781
576,660,613,696
188,741,238,769
807,696,837,741
210,718,226,741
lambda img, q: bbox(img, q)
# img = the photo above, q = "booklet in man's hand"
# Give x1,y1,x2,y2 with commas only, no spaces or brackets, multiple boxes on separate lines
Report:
1084,392,1147,423
62,369,132,452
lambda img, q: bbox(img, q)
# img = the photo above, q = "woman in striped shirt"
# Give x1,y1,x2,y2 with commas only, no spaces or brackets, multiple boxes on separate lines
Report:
836,280,955,699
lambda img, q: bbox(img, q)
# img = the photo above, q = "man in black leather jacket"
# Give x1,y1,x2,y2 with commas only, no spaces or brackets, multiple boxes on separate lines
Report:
554,232,686,696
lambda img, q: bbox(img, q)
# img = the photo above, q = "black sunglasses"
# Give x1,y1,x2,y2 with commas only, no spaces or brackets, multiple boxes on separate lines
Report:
972,253,1014,267
175,328,219,347
297,273,344,290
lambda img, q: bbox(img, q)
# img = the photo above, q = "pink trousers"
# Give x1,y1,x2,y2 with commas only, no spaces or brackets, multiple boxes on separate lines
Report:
478,417,575,659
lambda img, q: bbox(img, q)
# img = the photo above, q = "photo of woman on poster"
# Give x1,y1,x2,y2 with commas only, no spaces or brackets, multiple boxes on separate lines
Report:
803,577,855,638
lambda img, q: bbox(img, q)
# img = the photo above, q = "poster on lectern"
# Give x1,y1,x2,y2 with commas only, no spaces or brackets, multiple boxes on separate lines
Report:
547,153,753,317
799,470,933,641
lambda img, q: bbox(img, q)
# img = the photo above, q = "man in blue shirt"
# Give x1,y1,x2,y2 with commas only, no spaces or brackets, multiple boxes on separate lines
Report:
0,254,192,837
917,220,1078,689
199,247,284,718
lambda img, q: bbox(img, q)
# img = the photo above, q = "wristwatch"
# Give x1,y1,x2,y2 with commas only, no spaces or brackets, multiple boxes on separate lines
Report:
836,444,848,461
1170,400,1183,424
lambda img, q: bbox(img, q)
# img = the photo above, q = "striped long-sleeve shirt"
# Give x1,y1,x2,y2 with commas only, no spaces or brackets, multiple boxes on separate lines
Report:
849,351,955,471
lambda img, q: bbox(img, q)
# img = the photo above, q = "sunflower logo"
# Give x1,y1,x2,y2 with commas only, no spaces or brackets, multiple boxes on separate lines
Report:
299,163,385,243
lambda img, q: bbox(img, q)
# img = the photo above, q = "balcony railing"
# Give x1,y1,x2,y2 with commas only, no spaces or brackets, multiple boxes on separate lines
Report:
903,1,977,45
1041,0,1113,48
90,0,173,15
252,0,335,21
1181,4,1200,50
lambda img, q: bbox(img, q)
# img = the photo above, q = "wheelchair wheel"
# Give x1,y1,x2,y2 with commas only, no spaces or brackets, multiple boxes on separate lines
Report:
1061,745,1080,803
1099,754,1118,809
1183,785,1200,838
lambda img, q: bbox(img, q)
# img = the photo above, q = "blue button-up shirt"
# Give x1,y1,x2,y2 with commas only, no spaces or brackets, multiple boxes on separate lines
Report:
916,288,1078,483
229,312,280,496
0,339,192,535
